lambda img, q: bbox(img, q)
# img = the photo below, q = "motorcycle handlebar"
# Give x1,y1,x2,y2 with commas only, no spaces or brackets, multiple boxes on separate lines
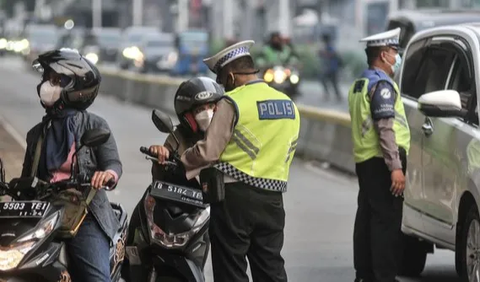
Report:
139,146,178,167
0,175,115,201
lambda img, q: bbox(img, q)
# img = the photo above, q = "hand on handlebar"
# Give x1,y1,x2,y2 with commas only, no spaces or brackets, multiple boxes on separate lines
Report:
149,145,170,164
91,171,116,190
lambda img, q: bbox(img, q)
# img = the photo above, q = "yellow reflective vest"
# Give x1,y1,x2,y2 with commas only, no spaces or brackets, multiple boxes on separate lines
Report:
348,69,410,163
215,81,301,192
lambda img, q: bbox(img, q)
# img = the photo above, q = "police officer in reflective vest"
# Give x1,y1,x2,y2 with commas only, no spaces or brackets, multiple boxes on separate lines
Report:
179,40,301,281
348,28,411,282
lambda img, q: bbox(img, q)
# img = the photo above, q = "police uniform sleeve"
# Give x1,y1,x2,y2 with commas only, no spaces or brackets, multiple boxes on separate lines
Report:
370,81,403,171
180,99,236,180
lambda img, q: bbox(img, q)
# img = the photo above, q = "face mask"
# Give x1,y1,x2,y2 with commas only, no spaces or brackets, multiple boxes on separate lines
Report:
39,81,62,107
195,109,214,132
386,53,402,74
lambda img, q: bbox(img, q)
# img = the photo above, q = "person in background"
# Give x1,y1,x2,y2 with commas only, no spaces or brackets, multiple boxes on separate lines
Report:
319,33,342,102
256,31,294,68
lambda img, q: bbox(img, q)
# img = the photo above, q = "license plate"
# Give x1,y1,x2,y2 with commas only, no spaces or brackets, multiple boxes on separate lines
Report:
151,181,205,208
0,201,50,218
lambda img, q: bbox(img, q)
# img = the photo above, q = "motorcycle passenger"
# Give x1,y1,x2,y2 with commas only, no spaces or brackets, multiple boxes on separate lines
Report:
21,48,122,282
122,76,224,281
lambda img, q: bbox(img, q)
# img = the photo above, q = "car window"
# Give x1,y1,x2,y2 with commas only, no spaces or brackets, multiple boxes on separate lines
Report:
445,41,478,125
449,59,472,109
402,40,456,99
400,39,428,98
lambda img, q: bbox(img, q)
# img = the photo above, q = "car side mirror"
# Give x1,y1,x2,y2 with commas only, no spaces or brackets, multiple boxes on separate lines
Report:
418,90,467,118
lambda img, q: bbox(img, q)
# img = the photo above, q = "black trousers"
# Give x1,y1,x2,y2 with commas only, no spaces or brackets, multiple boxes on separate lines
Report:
210,182,287,282
353,155,406,282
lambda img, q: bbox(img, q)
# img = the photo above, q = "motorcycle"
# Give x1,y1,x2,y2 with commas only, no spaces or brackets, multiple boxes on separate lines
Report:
262,65,301,99
0,128,128,282
124,109,210,282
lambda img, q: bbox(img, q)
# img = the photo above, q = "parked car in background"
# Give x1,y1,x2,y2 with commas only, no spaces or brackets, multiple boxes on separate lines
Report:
398,23,480,282
131,33,177,73
117,26,159,69
386,9,480,52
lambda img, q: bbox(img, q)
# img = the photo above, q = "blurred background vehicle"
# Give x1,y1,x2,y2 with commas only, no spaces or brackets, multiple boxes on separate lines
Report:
92,27,122,63
130,32,176,74
117,26,159,70
21,24,58,64
170,29,209,76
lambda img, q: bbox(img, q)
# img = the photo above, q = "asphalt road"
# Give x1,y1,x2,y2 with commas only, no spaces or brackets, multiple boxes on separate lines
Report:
0,56,459,281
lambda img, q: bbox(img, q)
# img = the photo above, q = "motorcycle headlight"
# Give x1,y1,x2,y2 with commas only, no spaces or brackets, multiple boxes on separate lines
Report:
85,53,99,65
273,69,287,84
290,74,299,84
263,69,274,83
0,38,7,49
0,211,60,271
144,195,209,249
167,51,178,65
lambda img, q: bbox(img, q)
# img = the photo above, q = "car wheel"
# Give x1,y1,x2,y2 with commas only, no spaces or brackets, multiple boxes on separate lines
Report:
398,234,428,277
459,204,480,282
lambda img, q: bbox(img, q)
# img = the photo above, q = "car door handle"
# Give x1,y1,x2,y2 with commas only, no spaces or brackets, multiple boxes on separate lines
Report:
422,122,434,136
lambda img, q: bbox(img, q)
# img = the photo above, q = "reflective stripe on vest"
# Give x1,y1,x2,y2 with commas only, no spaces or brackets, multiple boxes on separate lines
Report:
348,69,411,163
215,82,301,192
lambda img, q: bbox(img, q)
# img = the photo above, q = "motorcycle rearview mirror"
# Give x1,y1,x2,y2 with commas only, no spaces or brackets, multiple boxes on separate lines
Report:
152,109,180,151
0,158,5,183
81,128,111,148
70,128,111,181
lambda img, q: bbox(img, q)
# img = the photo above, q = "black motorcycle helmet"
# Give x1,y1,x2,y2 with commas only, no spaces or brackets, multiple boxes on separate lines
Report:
174,77,224,134
32,48,101,111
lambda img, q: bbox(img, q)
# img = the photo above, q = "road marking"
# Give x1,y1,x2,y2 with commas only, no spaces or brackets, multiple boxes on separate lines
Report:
0,114,26,150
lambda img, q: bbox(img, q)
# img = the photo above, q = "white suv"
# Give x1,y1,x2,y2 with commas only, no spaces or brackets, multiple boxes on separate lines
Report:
399,23,480,281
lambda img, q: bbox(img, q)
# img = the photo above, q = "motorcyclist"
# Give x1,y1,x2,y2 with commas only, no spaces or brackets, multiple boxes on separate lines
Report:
256,31,296,68
21,48,122,282
122,76,224,281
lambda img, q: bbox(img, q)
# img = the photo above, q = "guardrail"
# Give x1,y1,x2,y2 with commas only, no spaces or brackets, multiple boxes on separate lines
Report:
98,67,355,175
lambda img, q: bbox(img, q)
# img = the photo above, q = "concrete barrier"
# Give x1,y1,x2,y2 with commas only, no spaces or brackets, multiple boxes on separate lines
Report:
98,67,356,175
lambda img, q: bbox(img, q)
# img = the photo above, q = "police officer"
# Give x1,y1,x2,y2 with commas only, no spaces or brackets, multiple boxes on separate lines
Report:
180,40,300,282
348,28,410,282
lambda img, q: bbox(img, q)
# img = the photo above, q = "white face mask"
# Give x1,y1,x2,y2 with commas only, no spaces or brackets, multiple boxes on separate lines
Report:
39,81,62,107
195,109,214,132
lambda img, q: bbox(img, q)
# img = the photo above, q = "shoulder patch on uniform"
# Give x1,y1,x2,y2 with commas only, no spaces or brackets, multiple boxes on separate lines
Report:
257,100,295,120
353,80,365,93
380,88,391,99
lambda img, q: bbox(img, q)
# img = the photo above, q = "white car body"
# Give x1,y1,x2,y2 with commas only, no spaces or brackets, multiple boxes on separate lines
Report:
399,23,480,280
